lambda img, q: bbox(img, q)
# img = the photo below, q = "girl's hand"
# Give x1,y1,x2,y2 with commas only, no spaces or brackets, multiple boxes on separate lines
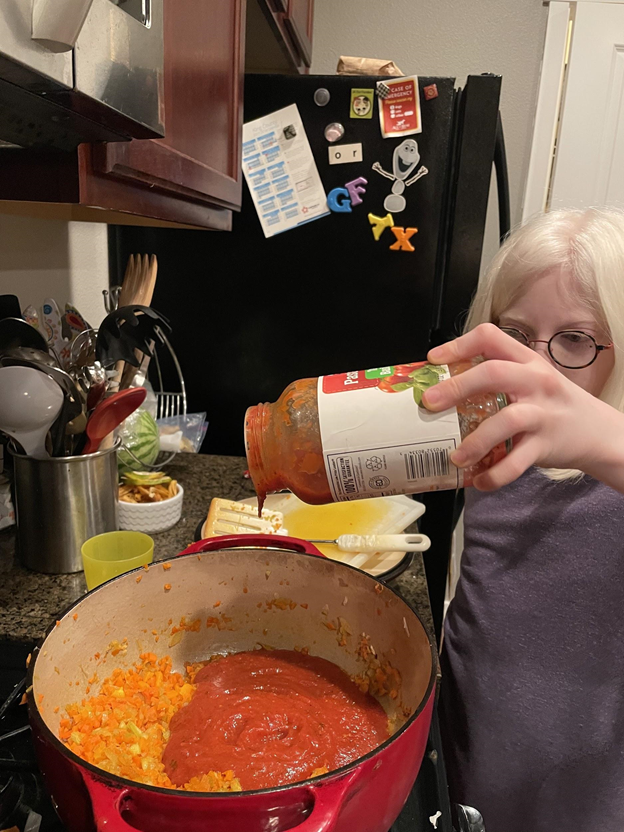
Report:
423,324,624,491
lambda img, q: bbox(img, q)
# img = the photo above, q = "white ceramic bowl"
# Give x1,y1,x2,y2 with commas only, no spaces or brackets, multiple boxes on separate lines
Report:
117,484,184,534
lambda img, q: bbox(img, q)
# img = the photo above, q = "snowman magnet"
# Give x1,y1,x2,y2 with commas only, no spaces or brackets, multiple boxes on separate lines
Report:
372,139,428,213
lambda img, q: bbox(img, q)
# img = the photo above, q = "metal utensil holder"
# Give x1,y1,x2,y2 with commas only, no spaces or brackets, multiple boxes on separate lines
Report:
11,442,119,574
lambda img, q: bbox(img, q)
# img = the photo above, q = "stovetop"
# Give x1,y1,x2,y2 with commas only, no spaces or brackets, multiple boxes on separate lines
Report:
0,639,471,832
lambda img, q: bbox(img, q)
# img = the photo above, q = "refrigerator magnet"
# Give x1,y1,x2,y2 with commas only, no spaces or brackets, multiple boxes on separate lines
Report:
350,89,374,119
390,227,418,252
324,122,345,142
372,139,429,213
328,143,363,165
314,88,331,106
327,177,368,212
368,212,394,241
377,75,422,139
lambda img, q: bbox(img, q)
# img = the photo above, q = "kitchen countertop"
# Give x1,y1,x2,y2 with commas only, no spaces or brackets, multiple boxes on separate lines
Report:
0,454,434,643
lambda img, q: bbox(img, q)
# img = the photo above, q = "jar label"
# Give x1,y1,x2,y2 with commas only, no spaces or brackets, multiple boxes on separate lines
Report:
318,363,463,501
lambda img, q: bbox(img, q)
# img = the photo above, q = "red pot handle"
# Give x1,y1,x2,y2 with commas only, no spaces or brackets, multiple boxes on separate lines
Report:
82,769,361,832
178,534,326,559
82,774,134,832
294,770,363,832
83,768,361,832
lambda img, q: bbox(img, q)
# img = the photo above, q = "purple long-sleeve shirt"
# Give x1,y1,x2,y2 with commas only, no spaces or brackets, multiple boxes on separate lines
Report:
440,467,624,832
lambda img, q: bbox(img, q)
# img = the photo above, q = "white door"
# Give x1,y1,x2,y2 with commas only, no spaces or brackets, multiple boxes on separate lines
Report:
523,0,624,217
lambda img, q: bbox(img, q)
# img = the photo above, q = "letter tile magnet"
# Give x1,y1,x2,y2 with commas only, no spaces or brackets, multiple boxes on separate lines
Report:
350,88,374,119
368,213,394,241
390,227,418,252
372,140,429,213
345,177,367,206
327,187,352,213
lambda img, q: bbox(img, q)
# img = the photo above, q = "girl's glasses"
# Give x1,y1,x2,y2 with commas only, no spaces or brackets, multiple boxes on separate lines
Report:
499,327,613,369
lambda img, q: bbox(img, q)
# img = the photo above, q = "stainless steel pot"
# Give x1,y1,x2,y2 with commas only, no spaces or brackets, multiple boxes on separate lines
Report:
28,536,436,832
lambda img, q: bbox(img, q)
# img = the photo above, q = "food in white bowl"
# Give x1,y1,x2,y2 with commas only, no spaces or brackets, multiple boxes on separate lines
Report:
118,471,183,533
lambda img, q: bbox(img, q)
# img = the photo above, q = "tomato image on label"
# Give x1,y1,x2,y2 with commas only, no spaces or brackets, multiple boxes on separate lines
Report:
376,363,446,404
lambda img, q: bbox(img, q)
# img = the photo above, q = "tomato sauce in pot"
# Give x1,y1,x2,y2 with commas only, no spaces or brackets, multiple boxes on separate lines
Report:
162,649,389,791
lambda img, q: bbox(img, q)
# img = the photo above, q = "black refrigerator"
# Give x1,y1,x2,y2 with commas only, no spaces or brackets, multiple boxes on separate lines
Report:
110,72,508,639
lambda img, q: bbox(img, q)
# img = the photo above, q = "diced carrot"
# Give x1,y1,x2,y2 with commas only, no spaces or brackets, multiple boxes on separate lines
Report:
162,563,171,571
164,584,171,591
73,613,78,621
136,575,142,583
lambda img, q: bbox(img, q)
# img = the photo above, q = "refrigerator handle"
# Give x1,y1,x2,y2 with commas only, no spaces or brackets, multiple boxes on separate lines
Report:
494,111,511,243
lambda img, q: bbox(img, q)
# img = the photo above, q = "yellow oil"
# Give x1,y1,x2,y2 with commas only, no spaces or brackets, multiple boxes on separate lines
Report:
283,498,392,559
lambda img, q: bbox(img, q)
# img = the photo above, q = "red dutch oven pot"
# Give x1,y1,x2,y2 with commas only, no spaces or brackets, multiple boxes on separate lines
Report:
26,535,436,832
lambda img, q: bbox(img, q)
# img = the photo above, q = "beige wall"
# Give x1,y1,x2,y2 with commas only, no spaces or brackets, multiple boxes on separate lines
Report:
311,0,549,268
0,216,108,328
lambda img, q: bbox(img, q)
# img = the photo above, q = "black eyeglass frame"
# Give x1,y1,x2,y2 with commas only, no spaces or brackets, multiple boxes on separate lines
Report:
498,326,614,370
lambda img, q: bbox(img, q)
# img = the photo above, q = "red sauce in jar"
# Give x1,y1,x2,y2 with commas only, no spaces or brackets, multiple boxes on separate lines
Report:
245,361,510,510
163,649,389,790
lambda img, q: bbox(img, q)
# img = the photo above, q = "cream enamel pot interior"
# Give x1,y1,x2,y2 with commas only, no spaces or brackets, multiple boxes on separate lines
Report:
27,535,436,832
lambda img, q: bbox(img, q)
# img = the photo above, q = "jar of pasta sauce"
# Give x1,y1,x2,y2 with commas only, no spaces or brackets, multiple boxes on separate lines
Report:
245,360,510,508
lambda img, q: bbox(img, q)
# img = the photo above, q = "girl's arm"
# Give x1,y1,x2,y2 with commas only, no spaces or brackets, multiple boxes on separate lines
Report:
423,323,624,493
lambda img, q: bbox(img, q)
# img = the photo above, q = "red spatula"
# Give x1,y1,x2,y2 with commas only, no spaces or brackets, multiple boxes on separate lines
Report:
82,387,147,455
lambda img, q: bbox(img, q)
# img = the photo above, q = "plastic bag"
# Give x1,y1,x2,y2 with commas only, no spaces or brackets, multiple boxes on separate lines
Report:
157,413,207,453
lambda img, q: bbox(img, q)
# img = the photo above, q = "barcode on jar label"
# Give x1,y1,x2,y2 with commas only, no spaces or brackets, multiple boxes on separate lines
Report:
403,447,450,481
326,438,460,501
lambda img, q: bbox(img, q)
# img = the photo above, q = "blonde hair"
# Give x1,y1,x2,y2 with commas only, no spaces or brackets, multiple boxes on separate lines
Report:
466,207,624,481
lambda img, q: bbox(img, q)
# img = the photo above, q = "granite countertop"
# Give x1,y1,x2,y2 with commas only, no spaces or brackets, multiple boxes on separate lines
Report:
0,454,433,643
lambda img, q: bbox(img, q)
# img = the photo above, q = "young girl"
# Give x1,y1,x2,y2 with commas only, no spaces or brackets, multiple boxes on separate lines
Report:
422,208,624,832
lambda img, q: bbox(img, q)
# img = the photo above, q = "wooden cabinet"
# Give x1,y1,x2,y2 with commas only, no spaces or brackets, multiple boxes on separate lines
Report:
246,0,314,74
0,0,246,230
0,0,314,229
284,0,314,67
85,0,245,222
